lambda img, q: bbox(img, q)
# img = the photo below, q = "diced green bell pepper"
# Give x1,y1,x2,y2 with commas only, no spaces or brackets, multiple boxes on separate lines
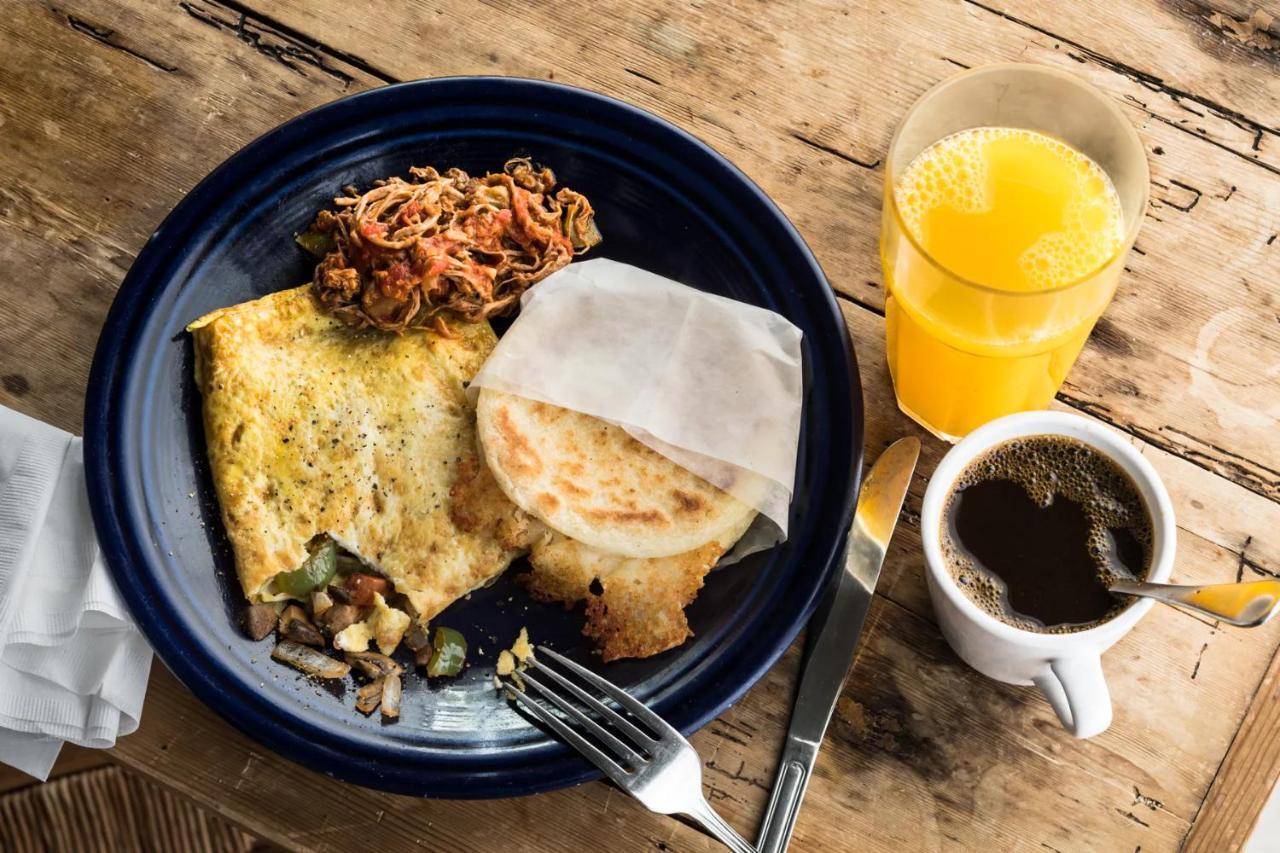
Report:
272,538,337,599
426,626,467,677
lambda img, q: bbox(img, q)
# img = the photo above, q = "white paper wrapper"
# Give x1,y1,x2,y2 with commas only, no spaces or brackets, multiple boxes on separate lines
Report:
470,258,803,551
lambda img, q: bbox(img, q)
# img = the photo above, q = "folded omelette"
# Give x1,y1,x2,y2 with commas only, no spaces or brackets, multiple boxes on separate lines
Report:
188,285,523,623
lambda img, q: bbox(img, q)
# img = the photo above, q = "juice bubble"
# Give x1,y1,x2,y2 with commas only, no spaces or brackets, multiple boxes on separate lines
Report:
894,127,1125,291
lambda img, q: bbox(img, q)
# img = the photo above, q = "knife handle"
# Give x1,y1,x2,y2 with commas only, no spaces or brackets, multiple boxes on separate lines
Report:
757,750,815,852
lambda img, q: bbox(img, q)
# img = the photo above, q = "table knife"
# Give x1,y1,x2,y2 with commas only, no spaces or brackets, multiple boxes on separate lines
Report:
756,436,920,853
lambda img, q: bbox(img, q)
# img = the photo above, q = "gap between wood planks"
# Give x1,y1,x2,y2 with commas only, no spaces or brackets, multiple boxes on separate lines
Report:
178,0,397,84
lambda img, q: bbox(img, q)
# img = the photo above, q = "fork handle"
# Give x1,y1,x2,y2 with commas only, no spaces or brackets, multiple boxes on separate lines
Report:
684,797,758,853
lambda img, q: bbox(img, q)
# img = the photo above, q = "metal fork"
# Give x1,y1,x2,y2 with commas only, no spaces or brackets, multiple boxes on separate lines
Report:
500,646,756,853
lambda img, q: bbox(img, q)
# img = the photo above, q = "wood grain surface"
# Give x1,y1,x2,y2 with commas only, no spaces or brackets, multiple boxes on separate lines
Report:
1,1,1277,851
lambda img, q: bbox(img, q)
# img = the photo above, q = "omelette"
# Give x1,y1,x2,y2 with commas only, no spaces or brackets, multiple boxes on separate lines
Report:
188,285,523,625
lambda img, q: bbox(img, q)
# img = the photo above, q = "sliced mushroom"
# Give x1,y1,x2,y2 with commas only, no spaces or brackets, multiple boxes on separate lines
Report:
381,673,402,719
344,651,403,679
316,603,360,638
414,641,434,671
404,624,431,652
355,677,384,715
271,641,351,679
279,605,324,647
242,603,278,641
328,584,354,606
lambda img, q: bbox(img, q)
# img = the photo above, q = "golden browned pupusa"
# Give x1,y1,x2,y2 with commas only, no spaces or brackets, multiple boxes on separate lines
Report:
457,395,758,662
476,389,755,559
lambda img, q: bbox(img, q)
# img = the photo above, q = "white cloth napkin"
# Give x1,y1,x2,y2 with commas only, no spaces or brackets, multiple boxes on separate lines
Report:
0,405,152,780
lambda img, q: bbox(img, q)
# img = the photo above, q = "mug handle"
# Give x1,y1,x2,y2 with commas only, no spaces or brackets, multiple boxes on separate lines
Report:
1032,655,1112,738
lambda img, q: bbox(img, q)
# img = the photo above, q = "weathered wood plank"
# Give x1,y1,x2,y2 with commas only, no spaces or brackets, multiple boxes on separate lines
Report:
1184,645,1280,852
979,1,1280,137
0,0,385,432
221,0,1280,505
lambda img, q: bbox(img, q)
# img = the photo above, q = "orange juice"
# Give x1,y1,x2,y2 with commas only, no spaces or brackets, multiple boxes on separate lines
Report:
881,127,1127,440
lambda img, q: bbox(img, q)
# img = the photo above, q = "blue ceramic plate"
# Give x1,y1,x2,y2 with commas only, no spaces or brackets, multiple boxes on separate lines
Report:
84,78,862,798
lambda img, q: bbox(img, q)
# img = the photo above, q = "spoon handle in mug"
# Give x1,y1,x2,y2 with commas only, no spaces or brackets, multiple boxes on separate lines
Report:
1110,579,1280,628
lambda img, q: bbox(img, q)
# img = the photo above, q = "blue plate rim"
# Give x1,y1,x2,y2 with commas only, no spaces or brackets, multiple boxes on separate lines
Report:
83,76,863,798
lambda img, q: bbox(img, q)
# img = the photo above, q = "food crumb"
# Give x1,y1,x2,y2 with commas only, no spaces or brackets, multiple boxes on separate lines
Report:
511,627,533,663
494,627,533,689
497,650,516,676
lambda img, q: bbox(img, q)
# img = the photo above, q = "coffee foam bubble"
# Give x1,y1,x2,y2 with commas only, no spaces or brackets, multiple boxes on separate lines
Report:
942,436,1153,633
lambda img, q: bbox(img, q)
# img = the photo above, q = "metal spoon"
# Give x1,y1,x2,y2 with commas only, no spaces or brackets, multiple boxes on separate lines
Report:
1110,578,1280,627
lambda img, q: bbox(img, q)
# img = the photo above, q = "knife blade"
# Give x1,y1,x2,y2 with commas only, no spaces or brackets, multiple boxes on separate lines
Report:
756,436,920,853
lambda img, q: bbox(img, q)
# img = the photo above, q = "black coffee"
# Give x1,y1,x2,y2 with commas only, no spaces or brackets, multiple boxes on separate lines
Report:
942,436,1152,633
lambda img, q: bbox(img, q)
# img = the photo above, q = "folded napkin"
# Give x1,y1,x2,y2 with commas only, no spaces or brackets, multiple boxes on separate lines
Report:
0,405,152,780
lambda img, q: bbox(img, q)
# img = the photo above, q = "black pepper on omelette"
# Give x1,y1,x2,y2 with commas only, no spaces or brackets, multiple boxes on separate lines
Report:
300,157,601,334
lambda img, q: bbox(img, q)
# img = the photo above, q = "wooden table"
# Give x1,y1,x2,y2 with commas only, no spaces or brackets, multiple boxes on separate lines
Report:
3,0,1277,849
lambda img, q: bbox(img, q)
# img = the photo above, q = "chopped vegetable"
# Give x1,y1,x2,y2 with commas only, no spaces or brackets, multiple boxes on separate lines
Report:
426,626,467,677
355,678,384,715
335,553,365,576
242,603,278,641
344,651,402,679
295,229,337,258
344,573,390,607
316,603,360,637
271,641,350,679
381,673,402,719
404,625,431,652
273,538,337,598
310,588,334,618
279,605,324,647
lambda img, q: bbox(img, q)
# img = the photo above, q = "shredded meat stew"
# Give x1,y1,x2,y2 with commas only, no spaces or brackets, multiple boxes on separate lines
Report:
301,157,601,333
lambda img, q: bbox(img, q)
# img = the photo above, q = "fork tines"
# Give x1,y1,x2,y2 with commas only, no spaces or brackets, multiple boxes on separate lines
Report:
500,646,668,783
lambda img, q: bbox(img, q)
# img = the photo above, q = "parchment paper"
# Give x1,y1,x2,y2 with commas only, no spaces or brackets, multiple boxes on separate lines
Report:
470,258,804,550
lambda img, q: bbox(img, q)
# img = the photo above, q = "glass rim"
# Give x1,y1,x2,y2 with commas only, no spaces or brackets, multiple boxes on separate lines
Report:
884,62,1151,298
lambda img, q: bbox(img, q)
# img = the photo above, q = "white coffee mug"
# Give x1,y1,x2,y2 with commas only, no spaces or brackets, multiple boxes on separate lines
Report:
920,411,1176,738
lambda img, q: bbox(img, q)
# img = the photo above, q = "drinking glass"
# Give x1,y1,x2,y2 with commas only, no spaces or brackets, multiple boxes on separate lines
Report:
879,64,1149,441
